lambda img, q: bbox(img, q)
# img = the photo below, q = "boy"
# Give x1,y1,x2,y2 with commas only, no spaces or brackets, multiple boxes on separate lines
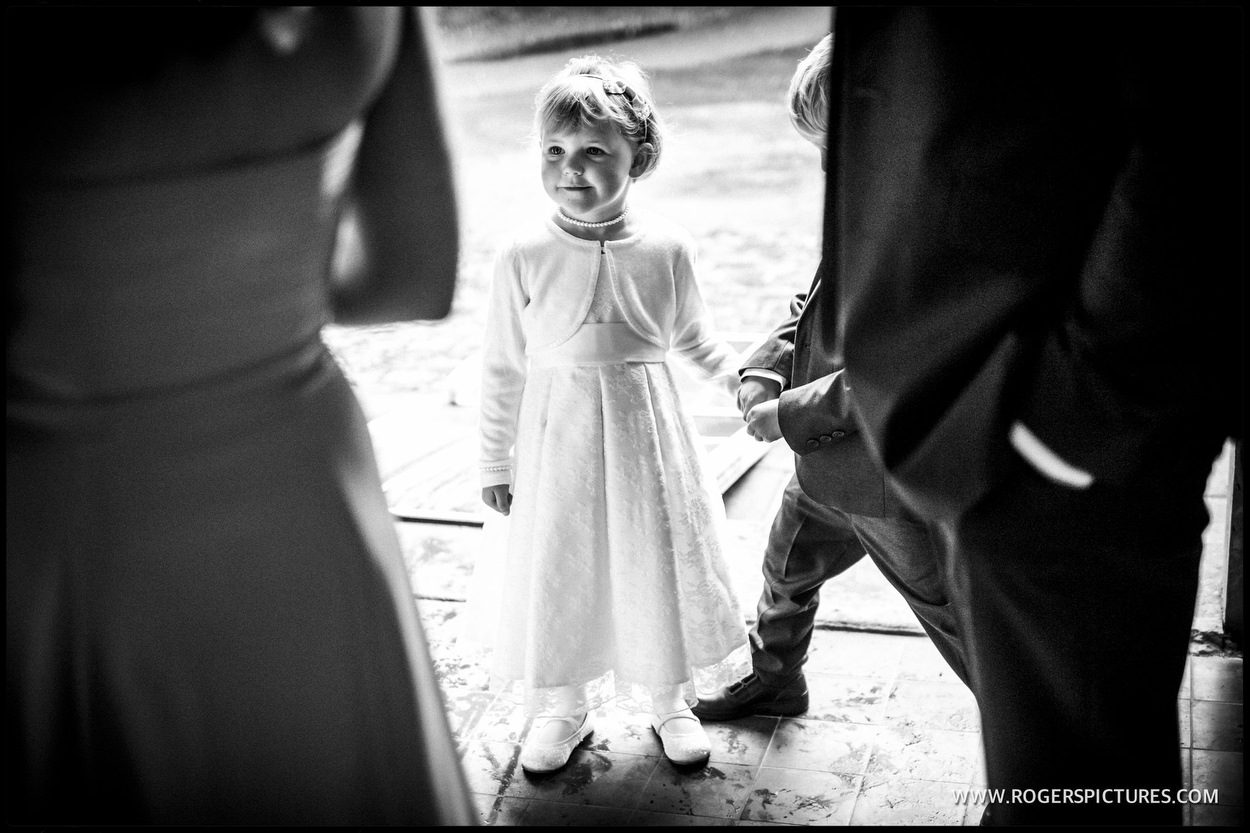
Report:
694,34,970,721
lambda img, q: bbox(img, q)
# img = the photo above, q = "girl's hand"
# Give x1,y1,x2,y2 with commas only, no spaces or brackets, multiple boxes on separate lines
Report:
482,485,513,515
744,399,783,443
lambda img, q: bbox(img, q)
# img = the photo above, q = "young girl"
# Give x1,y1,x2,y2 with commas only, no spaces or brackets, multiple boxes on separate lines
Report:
471,55,749,773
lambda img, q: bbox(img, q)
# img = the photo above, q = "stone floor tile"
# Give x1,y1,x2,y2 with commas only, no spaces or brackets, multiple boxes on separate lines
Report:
1190,802,1244,825
850,776,972,826
634,760,758,820
739,766,860,825
629,808,742,825
1192,700,1243,752
519,799,638,826
474,793,531,826
583,707,666,757
761,717,877,776
397,521,478,600
866,725,982,785
517,749,658,810
1191,749,1244,806
1191,656,1244,704
702,715,780,767
802,672,891,725
472,694,531,744
806,630,908,679
460,739,526,797
897,634,968,683
972,742,988,788
882,677,981,733
962,801,990,826
417,600,492,691
442,688,498,742
735,820,807,827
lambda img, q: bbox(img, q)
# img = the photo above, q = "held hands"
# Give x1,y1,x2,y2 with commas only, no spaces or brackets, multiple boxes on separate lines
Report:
739,377,784,443
737,377,781,417
481,484,512,516
744,399,783,443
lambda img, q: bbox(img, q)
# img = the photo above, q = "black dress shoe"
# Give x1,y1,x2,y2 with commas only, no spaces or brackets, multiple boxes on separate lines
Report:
692,672,809,720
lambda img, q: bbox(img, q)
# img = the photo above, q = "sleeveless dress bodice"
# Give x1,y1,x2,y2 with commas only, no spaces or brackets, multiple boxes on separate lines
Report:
8,123,361,403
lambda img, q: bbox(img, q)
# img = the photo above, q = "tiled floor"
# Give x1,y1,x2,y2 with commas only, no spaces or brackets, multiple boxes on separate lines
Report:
439,625,982,825
1181,652,1245,825
422,611,1242,826
403,439,1242,826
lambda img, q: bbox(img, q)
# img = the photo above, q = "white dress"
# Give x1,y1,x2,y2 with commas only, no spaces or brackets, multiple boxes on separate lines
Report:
468,218,749,716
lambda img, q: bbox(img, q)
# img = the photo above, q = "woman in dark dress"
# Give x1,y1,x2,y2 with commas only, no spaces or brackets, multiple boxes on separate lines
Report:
7,7,475,825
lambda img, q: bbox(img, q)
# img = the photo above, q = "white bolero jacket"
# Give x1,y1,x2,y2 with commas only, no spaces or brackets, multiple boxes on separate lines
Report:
478,214,739,487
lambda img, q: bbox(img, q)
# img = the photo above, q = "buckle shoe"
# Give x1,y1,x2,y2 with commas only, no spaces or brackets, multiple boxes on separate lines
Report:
691,672,808,721
650,708,711,766
519,713,594,773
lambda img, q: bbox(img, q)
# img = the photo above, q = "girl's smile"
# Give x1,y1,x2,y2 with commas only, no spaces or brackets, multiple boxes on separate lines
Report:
541,120,643,225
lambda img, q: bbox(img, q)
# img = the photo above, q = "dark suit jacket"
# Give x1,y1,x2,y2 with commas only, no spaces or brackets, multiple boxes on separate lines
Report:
825,7,1243,523
743,259,907,518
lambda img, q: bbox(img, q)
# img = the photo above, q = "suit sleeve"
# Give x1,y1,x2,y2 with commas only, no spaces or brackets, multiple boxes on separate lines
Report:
776,368,862,457
832,8,1242,520
761,264,863,455
1008,43,1243,482
740,293,804,383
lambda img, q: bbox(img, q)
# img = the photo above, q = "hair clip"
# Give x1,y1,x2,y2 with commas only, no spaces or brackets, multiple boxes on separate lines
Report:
579,73,637,103
601,78,635,101
574,72,650,145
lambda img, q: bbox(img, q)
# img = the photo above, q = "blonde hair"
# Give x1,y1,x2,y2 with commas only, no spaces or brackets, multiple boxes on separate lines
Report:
787,34,832,147
533,54,662,179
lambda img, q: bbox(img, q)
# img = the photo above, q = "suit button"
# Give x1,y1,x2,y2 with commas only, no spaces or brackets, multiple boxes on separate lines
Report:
819,434,833,444
831,430,846,438
806,439,820,449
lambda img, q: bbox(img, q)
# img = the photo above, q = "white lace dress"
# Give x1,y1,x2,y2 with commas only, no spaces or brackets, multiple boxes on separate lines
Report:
466,230,749,717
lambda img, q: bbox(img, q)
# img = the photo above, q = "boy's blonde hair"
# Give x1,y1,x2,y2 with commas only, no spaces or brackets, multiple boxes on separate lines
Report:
533,54,662,179
788,33,832,147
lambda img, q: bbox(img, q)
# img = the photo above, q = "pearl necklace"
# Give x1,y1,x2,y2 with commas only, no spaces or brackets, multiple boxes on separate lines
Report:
557,207,629,228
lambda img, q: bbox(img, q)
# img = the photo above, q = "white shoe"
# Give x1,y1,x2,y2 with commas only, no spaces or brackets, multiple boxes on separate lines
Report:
651,708,711,765
519,713,594,773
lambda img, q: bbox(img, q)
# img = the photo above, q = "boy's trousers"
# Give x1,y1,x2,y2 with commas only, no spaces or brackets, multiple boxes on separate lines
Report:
751,474,970,688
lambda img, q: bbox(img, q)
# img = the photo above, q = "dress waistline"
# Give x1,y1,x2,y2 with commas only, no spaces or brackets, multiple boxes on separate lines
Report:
6,338,335,438
529,323,666,367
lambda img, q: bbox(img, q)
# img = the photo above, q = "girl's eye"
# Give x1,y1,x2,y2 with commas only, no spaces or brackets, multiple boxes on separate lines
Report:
546,146,563,156
586,147,604,156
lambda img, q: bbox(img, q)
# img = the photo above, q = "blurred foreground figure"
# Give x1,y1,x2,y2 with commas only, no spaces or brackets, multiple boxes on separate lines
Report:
7,7,475,825
824,7,1242,826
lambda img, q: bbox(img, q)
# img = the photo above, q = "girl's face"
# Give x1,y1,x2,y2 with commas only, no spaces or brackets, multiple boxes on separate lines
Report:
540,119,640,222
